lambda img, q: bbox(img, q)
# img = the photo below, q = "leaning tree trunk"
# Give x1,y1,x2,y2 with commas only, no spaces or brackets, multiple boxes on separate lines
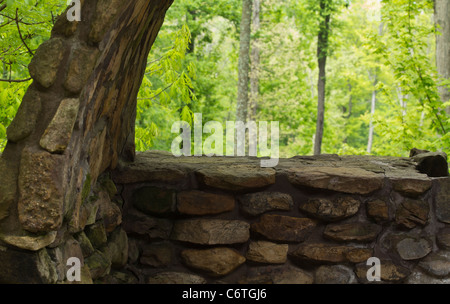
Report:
0,0,172,283
435,0,450,115
249,0,261,122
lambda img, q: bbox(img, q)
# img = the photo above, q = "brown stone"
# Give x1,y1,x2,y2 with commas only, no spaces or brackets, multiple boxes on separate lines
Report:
96,191,122,233
85,249,111,280
101,228,128,268
344,248,373,263
85,221,107,249
146,272,206,284
246,241,288,264
272,266,314,284
391,177,432,197
64,46,99,93
395,199,429,229
0,158,18,220
250,214,317,242
290,243,358,264
0,231,57,251
396,237,432,260
28,37,65,88
287,166,383,195
239,265,313,284
181,248,246,277
140,242,174,268
435,178,450,224
89,0,128,43
196,165,276,191
299,197,360,222
238,192,293,216
323,222,382,243
355,260,410,283
418,251,450,277
171,219,250,245
122,209,173,239
437,227,450,250
315,265,356,284
366,199,389,222
17,148,64,233
40,98,80,154
177,190,235,215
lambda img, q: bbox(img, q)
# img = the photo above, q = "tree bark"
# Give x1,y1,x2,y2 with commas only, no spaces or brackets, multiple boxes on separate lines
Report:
435,0,450,115
314,0,330,155
236,0,252,123
367,77,377,154
249,0,260,122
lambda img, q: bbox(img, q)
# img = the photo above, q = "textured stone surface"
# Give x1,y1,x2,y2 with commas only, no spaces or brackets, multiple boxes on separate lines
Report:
40,98,80,154
412,152,449,177
101,228,128,268
418,251,450,277
75,231,95,258
6,88,41,143
18,148,64,233
435,178,450,224
146,272,206,284
238,192,293,216
96,191,122,233
85,249,111,280
366,199,389,222
344,248,373,263
396,237,432,260
140,242,174,268
290,243,358,264
181,248,246,277
0,231,57,251
132,186,176,215
64,46,99,93
0,158,18,220
271,266,314,284
437,227,450,250
355,260,410,283
28,37,65,88
287,166,383,195
177,190,235,215
315,265,356,284
196,165,276,191
122,209,172,239
406,269,450,284
323,222,382,243
299,197,360,221
85,221,107,248
391,177,432,197
395,199,429,229
89,0,127,43
250,214,317,242
239,265,313,284
246,241,288,264
171,219,250,245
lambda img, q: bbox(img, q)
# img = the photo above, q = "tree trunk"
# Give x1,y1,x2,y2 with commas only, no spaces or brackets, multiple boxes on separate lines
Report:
236,0,252,123
435,0,450,115
367,77,377,154
314,0,331,155
249,0,261,122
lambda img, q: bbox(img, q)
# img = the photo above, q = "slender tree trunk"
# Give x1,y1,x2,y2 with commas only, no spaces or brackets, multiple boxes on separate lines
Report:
435,0,450,115
314,0,330,155
249,0,260,122
367,77,377,154
236,0,252,123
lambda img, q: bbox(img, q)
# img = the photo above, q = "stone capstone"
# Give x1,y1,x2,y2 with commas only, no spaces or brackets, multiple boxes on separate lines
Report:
412,152,449,177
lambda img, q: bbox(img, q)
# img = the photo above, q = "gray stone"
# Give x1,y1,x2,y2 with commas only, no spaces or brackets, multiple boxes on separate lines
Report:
315,265,356,284
418,251,450,278
238,192,293,216
272,266,314,284
85,221,107,248
89,0,127,43
85,250,111,280
122,209,173,239
406,268,450,284
101,228,128,268
0,231,57,251
246,241,288,264
239,265,313,284
146,272,206,284
396,237,432,260
299,197,360,222
437,227,450,250
435,178,450,224
323,222,382,243
140,242,174,268
64,46,99,94
75,231,95,258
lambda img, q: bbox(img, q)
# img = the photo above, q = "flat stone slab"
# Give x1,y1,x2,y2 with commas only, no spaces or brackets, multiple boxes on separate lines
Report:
238,192,293,216
323,222,382,243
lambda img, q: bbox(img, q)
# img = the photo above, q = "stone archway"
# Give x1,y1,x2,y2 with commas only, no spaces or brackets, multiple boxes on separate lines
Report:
0,0,173,283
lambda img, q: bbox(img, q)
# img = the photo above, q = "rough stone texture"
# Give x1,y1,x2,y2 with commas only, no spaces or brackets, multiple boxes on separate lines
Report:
89,0,128,43
395,237,432,260
344,248,373,263
17,148,64,233
85,221,107,248
391,177,432,197
181,248,246,277
435,178,450,224
101,228,128,268
290,243,360,264
395,199,429,229
122,209,172,239
64,46,99,93
132,187,176,216
238,192,293,216
271,266,314,284
196,165,276,191
146,272,206,284
0,158,18,220
140,242,174,268
171,219,250,245
299,197,360,222
239,265,313,284
366,199,389,222
287,166,383,195
6,88,41,143
40,98,80,154
96,191,122,233
437,227,450,250
406,269,450,284
75,231,95,258
28,37,65,88
85,249,111,280
323,222,382,243
412,152,449,177
0,231,57,251
246,241,288,264
418,251,450,277
355,260,411,283
315,265,356,284
177,190,235,215
250,214,317,242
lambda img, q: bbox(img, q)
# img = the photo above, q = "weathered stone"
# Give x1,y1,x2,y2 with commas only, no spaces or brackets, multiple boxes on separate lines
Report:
287,166,383,195
272,266,313,284
0,231,57,251
437,227,450,250
246,241,288,264
238,192,293,216
177,190,235,215
122,209,172,239
418,251,450,277
344,248,373,263
6,88,41,143
366,199,389,222
140,242,174,268
28,37,65,88
96,191,122,233
406,268,450,284
18,148,64,233
0,158,18,220
171,219,250,245
290,243,360,264
0,247,58,283
239,265,313,284
299,197,360,222
127,238,140,264
146,272,206,284
396,237,432,260
196,165,276,191
89,0,127,43
391,177,432,197
75,231,95,258
64,46,99,93
95,270,138,284
315,265,356,284
101,228,128,268
355,260,410,283
250,214,317,242
181,248,246,277
85,221,107,248
85,249,111,280
51,5,80,37
132,187,176,215
412,152,449,177
48,237,84,282
435,178,450,224
395,199,429,229
40,98,80,154
323,222,382,243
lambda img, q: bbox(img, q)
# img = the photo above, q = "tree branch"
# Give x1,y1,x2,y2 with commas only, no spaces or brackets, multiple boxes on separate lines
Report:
0,77,32,83
15,8,34,56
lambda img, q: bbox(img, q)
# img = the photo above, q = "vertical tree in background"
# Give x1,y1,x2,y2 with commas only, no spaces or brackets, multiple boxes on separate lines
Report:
236,0,253,122
249,0,261,121
435,0,450,115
